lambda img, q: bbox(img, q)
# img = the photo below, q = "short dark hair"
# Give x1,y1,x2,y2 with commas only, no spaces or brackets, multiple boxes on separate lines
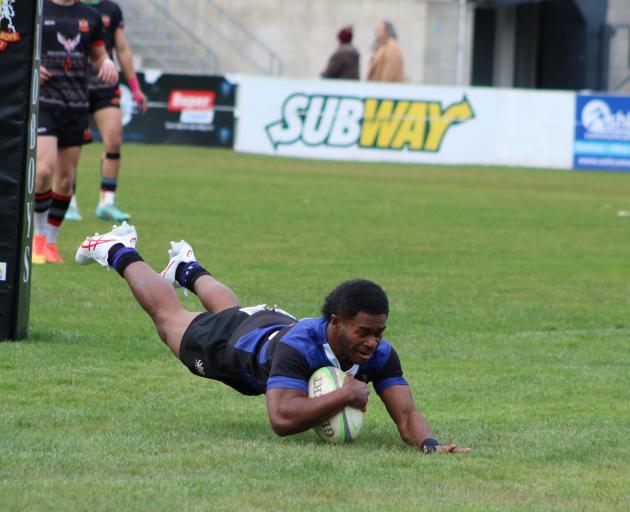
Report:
321,279,389,320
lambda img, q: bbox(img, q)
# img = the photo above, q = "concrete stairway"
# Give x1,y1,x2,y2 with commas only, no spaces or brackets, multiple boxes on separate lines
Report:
122,1,219,74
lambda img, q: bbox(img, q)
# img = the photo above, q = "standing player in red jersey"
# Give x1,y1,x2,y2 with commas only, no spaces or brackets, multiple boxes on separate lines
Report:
34,0,118,264
67,0,148,223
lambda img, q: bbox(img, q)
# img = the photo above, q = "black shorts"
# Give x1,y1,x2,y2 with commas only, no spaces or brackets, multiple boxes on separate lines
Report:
179,307,253,393
89,86,121,114
179,306,297,395
38,108,92,148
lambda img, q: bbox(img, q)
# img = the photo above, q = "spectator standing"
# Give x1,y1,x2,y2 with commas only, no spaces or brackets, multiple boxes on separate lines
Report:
367,21,405,82
321,26,359,80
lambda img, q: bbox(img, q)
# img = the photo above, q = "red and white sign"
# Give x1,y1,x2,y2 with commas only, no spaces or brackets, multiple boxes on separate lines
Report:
167,90,215,112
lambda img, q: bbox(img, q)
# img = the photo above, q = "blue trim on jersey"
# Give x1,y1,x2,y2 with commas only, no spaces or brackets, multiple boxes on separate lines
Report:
267,376,308,393
368,340,393,371
234,324,288,353
258,339,270,365
374,376,408,394
277,318,331,370
278,317,397,372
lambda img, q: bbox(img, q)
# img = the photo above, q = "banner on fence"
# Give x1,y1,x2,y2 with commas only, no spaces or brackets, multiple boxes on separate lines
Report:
574,93,630,171
93,72,236,148
233,75,574,169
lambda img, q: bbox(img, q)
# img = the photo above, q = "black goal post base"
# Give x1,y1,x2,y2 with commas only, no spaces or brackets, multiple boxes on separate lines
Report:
0,0,42,340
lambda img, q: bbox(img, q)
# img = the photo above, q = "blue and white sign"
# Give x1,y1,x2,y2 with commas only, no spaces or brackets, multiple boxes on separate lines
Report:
574,94,630,171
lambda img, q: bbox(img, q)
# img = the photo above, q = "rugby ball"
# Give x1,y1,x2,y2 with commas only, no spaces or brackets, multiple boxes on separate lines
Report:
307,366,364,444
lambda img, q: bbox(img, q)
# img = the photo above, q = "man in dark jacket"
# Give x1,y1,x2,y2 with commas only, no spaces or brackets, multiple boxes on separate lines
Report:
321,26,359,80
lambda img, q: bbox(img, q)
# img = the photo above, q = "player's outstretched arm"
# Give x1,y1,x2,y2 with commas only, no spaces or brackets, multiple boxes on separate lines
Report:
266,375,368,436
380,385,471,454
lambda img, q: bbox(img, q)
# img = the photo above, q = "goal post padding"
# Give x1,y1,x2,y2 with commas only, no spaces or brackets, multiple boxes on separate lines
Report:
0,0,42,340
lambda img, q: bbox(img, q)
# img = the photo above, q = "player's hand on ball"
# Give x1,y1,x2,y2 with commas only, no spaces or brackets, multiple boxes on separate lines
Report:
342,374,369,411
435,444,472,454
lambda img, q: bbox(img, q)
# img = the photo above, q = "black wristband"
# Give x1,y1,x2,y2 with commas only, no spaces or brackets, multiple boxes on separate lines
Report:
420,437,439,454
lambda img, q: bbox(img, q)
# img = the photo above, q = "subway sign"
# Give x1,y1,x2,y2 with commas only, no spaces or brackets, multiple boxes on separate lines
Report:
265,93,475,152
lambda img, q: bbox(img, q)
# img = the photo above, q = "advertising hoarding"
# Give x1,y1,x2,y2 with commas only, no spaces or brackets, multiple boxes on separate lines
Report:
234,76,574,169
574,93,630,171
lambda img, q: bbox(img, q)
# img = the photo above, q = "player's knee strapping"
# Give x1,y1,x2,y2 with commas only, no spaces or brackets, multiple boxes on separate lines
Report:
105,152,120,160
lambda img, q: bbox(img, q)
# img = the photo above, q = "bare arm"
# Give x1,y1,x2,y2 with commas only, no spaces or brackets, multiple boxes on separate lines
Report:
113,27,135,82
265,375,369,436
113,28,148,111
380,384,471,454
88,44,117,85
39,65,52,85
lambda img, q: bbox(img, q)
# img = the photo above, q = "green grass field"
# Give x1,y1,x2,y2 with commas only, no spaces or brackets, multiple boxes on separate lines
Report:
2,144,629,511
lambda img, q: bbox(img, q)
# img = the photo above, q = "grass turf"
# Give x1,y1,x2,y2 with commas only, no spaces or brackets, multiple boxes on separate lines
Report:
1,144,629,511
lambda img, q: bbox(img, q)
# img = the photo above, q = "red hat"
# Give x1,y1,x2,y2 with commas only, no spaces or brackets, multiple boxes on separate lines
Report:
337,26,353,44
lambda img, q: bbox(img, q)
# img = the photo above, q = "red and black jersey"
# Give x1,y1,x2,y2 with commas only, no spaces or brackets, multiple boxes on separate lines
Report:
81,1,124,93
40,0,105,111
80,0,123,58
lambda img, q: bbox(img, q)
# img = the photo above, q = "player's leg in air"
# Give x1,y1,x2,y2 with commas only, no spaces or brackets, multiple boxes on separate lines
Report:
93,105,131,222
159,240,239,313
75,223,238,355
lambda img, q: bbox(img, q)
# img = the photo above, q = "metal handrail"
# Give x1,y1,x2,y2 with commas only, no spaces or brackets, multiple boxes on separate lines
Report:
142,0,221,73
205,0,283,75
160,0,282,75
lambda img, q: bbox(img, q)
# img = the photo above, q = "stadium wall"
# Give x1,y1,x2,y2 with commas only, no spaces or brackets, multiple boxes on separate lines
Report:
160,0,470,84
232,75,575,169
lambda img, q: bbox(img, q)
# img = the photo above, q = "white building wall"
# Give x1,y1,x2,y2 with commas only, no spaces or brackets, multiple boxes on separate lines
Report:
607,0,630,93
163,0,470,85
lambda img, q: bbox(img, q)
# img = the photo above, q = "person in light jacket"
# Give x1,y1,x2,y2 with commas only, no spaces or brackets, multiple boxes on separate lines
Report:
367,21,405,82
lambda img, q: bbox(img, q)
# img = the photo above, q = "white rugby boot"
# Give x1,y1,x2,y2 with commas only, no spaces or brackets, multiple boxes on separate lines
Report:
75,221,138,267
159,240,197,290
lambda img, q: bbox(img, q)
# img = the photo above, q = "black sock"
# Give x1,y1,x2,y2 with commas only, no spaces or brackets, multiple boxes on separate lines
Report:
107,243,144,277
175,261,210,294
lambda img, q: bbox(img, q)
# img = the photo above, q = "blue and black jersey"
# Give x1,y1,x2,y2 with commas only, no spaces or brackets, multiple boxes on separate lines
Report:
179,306,408,396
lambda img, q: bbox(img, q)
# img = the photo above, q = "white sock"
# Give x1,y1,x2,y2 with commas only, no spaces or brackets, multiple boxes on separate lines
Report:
47,223,60,245
34,211,49,237
99,190,116,207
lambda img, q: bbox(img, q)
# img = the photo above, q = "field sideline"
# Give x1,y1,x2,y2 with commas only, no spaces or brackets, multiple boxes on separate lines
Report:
1,144,629,511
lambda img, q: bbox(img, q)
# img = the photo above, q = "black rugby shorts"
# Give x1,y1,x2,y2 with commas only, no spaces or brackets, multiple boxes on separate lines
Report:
38,108,91,148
